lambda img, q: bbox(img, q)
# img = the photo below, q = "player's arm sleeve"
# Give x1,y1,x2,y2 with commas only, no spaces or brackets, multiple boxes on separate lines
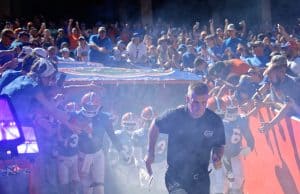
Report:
241,117,255,150
215,115,226,146
155,109,175,134
147,120,159,157
212,116,226,161
105,117,122,151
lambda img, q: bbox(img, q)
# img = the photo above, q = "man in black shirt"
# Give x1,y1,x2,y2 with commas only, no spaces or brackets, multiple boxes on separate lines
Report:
145,82,225,194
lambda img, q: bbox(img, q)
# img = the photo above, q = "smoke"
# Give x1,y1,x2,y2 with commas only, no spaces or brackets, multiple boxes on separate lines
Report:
101,83,187,116
105,158,168,194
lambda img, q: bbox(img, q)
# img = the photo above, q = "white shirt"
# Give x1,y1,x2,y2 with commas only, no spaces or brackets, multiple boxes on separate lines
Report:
76,44,90,62
288,57,300,76
126,41,147,64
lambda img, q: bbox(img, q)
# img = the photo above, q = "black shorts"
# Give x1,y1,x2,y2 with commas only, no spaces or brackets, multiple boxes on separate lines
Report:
165,170,210,194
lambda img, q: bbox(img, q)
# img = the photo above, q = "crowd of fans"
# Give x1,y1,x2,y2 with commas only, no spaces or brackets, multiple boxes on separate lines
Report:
0,17,299,72
1,16,300,120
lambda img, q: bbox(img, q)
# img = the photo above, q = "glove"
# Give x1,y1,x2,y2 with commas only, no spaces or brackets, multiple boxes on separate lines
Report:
212,154,222,169
139,167,150,187
213,159,222,169
239,146,251,156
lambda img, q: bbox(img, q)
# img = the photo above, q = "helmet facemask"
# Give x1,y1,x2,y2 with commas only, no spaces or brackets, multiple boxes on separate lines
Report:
121,112,137,131
81,92,102,118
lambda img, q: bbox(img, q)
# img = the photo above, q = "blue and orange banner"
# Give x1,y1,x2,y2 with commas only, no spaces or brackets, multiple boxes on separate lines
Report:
244,107,300,194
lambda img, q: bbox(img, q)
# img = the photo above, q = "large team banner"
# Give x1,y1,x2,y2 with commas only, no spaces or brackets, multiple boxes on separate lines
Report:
244,108,300,194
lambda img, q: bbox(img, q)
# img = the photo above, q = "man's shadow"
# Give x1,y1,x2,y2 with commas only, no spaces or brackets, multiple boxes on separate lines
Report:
275,161,299,194
271,117,299,194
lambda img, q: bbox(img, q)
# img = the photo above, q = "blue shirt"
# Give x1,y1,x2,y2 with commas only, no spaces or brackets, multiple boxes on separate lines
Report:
0,39,18,65
210,45,223,58
1,75,41,124
223,37,242,55
0,69,22,92
246,55,269,68
182,51,196,68
88,35,113,64
0,42,10,50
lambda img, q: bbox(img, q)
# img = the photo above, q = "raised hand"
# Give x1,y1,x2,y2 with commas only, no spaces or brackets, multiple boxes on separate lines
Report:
258,122,271,133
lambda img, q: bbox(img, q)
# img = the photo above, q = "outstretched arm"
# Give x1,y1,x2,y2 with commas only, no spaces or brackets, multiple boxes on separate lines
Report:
240,20,247,38
239,117,255,157
63,81,103,97
144,120,159,175
259,101,289,132
67,19,73,36
0,58,18,74
105,121,122,151
224,18,229,35
35,91,81,133
209,19,215,35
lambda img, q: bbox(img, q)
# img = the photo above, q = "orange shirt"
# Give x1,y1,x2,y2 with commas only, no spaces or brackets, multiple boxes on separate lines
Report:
229,58,250,76
69,34,80,50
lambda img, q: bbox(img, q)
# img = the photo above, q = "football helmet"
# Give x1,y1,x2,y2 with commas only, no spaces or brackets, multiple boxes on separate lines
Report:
121,112,137,129
140,106,154,121
64,101,78,113
81,92,101,117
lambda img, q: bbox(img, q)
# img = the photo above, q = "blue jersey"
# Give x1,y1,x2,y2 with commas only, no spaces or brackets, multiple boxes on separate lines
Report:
223,116,254,158
75,110,112,154
57,121,79,157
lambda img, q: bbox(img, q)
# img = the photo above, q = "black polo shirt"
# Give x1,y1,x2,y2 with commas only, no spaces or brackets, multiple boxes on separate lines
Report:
156,106,225,176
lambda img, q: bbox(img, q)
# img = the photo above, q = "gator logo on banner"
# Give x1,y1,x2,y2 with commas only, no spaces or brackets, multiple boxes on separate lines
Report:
59,67,174,79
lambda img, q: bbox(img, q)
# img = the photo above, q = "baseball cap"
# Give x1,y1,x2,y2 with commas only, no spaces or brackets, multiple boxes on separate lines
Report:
21,46,33,55
35,58,57,77
60,47,70,53
227,24,236,31
33,47,47,58
132,32,141,38
177,44,187,52
98,26,106,32
250,41,264,48
263,55,287,76
78,36,85,40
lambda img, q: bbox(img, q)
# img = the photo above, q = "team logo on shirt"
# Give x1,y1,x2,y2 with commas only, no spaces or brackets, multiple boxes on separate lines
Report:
203,130,214,137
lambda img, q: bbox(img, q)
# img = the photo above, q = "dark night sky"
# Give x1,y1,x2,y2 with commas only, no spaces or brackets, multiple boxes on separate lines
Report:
7,0,300,27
